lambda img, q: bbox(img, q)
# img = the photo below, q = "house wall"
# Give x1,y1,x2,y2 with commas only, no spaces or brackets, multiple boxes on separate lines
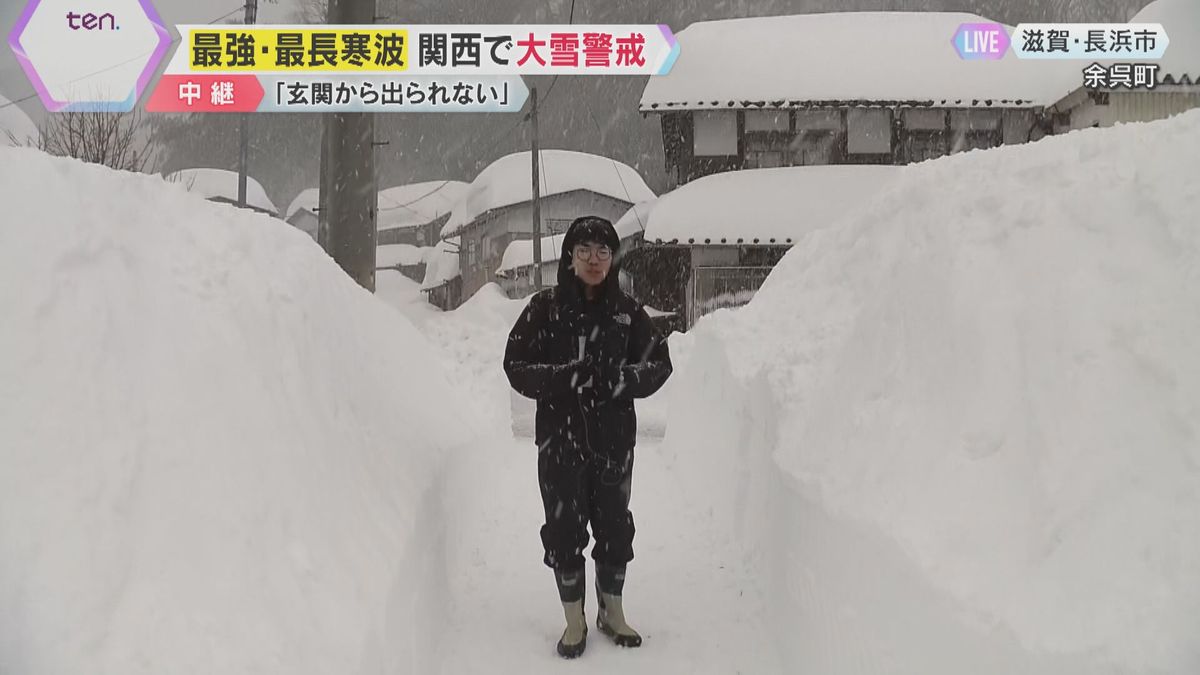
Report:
499,260,559,299
425,277,462,311
684,245,790,328
1063,88,1200,130
378,227,421,246
379,215,448,247
662,106,1044,184
457,190,636,302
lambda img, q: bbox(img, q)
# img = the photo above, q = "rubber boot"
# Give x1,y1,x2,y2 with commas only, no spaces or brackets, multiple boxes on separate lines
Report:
595,563,643,648
554,567,588,658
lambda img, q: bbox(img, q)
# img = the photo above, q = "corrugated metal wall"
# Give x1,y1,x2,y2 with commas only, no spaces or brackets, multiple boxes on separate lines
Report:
1071,91,1200,129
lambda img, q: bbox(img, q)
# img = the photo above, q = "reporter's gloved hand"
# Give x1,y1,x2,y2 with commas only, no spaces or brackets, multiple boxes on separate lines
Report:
589,362,623,401
568,353,596,391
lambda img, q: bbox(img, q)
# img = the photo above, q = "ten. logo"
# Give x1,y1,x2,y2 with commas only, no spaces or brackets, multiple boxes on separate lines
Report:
66,12,118,30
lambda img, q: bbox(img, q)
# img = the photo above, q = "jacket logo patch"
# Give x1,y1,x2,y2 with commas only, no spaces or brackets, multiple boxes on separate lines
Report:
615,313,632,325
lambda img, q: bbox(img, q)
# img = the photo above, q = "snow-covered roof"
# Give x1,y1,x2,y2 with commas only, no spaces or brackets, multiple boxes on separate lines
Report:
378,180,469,230
614,199,656,240
644,165,903,244
1132,0,1199,83
497,234,565,276
441,150,656,238
285,187,319,220
377,243,434,268
640,12,1081,111
420,237,461,290
285,180,467,228
0,95,39,147
165,168,278,214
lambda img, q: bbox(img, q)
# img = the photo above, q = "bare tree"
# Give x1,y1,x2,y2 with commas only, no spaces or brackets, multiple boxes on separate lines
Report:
31,109,156,173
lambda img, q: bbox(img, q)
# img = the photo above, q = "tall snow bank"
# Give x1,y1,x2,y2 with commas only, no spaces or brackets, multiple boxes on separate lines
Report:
0,149,475,674
164,167,278,215
693,111,1200,673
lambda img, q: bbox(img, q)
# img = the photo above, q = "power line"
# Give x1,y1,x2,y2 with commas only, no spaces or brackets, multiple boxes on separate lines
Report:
0,4,246,112
378,179,455,212
379,0,576,236
586,106,648,232
538,0,577,110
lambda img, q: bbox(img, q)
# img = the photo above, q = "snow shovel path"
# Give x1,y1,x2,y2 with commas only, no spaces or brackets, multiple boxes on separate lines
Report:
435,433,783,674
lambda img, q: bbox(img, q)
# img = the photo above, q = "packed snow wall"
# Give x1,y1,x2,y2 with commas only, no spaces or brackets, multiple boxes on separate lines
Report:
667,110,1200,674
0,148,477,674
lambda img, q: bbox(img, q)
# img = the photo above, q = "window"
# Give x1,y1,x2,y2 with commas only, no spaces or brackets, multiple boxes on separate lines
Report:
791,130,841,165
903,109,947,162
743,110,792,168
949,110,1002,154
744,110,789,132
467,240,477,267
744,134,788,168
693,111,737,156
847,109,893,155
1002,110,1035,145
791,110,843,165
905,131,948,162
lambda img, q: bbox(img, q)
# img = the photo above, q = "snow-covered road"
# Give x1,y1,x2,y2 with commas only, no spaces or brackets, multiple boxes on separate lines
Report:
435,434,783,673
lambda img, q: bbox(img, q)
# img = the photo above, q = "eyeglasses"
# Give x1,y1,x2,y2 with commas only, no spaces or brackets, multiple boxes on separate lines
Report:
573,245,612,262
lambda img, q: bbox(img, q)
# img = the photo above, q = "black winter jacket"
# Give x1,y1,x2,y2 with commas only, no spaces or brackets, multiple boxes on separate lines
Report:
503,219,672,462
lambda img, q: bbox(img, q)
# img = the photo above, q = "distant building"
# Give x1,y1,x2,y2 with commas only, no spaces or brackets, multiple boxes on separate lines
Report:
1048,0,1200,131
441,150,656,306
285,179,468,248
624,165,902,330
377,243,436,283
377,180,468,247
639,12,1079,188
165,168,278,217
421,237,462,311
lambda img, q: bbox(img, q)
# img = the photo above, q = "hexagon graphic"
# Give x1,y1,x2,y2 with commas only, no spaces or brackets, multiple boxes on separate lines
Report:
8,0,171,112
952,23,1011,61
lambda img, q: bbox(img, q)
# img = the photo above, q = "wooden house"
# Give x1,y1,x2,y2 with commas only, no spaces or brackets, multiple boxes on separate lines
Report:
639,12,1080,189
623,165,902,330
1048,0,1200,130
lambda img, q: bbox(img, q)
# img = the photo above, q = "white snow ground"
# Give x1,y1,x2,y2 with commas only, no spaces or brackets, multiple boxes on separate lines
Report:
3,111,1198,674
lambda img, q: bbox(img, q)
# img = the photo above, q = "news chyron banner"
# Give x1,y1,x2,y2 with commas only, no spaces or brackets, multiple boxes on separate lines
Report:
144,25,681,113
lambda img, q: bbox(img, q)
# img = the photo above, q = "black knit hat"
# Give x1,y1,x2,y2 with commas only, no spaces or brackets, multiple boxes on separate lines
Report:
564,215,620,252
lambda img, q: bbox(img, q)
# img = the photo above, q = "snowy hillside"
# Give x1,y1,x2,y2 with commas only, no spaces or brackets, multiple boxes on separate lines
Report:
679,111,1200,674
0,148,475,674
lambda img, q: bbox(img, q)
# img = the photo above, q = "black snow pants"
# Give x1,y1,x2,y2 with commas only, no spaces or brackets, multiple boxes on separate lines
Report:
538,444,635,571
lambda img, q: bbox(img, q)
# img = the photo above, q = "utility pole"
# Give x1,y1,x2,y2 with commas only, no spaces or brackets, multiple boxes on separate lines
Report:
323,0,377,291
237,0,257,208
317,123,330,250
530,87,542,291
